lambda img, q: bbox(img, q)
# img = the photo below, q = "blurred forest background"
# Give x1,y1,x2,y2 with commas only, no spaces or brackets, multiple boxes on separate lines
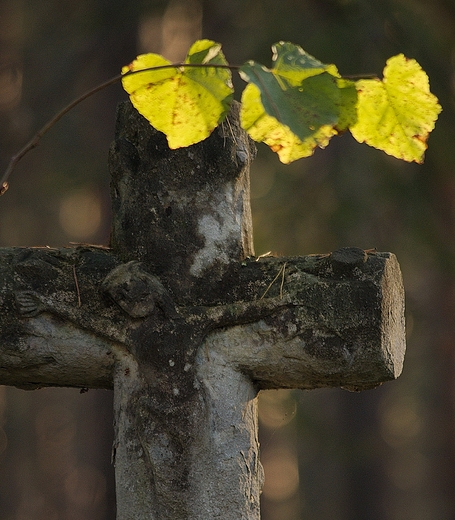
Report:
0,0,454,519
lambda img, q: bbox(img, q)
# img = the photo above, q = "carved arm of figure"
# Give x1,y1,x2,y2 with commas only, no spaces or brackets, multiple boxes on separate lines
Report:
15,261,294,352
101,262,294,329
208,293,293,328
14,288,130,346
14,261,181,347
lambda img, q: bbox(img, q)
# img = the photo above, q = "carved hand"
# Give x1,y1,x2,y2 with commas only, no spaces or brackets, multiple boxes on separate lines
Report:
15,291,46,318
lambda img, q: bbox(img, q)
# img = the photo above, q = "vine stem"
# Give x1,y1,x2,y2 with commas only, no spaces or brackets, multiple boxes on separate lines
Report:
0,59,374,196
0,62,241,195
0,73,121,194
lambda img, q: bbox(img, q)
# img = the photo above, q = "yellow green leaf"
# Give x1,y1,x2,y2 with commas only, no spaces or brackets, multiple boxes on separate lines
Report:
270,41,340,85
240,83,337,164
350,54,442,163
239,42,358,162
121,39,233,149
121,53,176,90
239,44,342,144
335,78,358,132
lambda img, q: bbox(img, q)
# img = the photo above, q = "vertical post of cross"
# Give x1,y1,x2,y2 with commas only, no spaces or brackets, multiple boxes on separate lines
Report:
107,101,405,519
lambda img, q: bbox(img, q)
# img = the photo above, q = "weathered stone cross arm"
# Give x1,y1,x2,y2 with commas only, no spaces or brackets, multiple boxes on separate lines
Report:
0,245,403,391
0,101,405,519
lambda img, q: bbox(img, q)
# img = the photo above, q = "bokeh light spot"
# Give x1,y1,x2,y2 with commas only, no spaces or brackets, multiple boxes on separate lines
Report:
59,188,102,240
262,448,300,501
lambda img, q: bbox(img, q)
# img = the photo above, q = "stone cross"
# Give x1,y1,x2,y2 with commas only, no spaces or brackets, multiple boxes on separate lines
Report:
0,101,405,520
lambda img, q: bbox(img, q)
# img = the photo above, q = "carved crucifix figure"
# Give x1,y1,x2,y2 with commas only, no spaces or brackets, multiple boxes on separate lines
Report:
0,101,405,519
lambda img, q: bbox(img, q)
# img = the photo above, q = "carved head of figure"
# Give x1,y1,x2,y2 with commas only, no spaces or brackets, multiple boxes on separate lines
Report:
102,261,162,318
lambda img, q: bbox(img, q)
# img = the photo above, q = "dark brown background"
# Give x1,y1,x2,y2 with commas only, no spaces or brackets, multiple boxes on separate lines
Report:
0,1,454,518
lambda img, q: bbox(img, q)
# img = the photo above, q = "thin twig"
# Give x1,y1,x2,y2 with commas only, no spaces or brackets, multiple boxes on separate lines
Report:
73,265,81,307
342,73,378,80
221,115,238,149
29,245,59,250
68,241,110,250
260,263,286,300
256,251,273,261
0,73,122,192
0,58,376,195
279,262,287,299
0,62,242,194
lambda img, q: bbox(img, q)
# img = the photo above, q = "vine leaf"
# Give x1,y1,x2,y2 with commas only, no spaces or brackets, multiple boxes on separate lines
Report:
239,41,356,163
350,54,442,163
0,41,443,196
121,39,234,149
240,82,335,163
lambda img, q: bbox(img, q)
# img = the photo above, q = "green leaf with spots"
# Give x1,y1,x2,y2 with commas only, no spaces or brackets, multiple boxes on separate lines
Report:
0,42,443,196
119,41,439,165
121,39,233,149
350,54,442,163
239,42,357,162
240,82,338,163
269,41,340,83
